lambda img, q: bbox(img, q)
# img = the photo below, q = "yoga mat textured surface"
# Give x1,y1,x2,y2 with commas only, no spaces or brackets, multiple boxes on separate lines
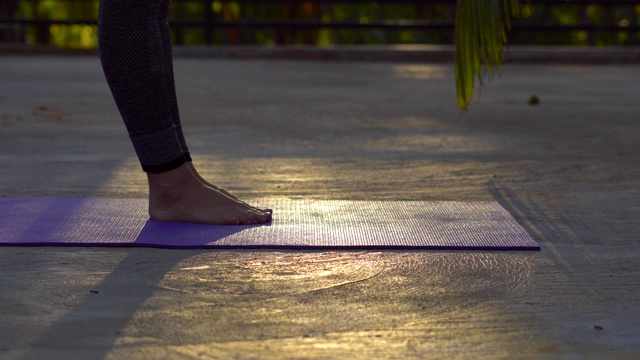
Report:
0,197,539,250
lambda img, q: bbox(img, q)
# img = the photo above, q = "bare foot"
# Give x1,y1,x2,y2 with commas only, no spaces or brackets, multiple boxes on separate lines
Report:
148,163,272,225
185,161,271,214
185,162,239,199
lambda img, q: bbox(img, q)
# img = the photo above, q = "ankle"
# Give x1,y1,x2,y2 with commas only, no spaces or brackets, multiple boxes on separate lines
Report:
147,164,196,202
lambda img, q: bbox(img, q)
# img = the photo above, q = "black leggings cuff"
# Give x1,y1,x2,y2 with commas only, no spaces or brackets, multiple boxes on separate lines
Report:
141,155,187,173
183,152,192,162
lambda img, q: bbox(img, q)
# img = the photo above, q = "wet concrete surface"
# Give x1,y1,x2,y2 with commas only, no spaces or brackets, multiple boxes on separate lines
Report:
0,55,639,359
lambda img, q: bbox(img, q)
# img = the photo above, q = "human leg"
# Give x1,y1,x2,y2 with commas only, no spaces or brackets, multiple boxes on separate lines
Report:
158,0,189,160
98,0,270,224
98,0,185,173
155,0,273,211
156,1,239,200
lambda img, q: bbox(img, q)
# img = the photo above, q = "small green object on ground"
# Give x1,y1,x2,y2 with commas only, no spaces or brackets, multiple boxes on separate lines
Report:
529,95,540,105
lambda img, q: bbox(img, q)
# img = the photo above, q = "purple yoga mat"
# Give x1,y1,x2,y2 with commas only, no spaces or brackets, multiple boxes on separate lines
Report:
0,197,539,250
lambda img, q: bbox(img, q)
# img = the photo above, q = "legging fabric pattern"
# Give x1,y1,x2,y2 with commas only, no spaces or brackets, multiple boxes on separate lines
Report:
98,0,191,173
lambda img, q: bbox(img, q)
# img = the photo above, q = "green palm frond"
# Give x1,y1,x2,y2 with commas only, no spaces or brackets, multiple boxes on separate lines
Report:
455,0,521,110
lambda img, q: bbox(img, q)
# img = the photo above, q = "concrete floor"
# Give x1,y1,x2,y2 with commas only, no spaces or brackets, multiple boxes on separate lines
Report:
0,54,639,359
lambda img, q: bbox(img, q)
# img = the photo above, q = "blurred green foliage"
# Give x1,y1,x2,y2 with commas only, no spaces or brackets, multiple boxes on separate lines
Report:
10,0,99,47
454,0,522,110
2,0,639,48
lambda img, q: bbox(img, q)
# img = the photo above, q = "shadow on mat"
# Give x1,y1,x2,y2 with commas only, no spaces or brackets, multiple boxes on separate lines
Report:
0,197,85,245
486,181,545,246
134,219,270,248
487,180,583,248
0,197,146,246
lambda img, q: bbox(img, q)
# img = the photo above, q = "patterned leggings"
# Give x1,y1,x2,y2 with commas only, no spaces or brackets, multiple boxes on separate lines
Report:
98,0,190,173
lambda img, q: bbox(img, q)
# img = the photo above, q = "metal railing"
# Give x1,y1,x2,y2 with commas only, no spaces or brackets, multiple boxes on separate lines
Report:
1,0,639,46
